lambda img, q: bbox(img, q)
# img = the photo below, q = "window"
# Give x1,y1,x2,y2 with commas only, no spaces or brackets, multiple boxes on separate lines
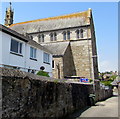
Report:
76,29,79,39
80,29,84,38
63,31,66,40
50,33,53,41
44,52,50,64
30,47,37,59
10,39,22,54
38,34,44,43
67,31,70,40
52,60,55,69
54,32,57,41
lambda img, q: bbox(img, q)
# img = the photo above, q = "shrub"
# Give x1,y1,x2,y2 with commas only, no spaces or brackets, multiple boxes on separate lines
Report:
100,81,112,86
37,70,50,77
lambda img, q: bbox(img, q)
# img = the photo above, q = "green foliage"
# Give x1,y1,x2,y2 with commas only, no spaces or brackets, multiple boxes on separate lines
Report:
54,80,59,84
110,75,117,80
89,79,93,83
100,81,112,86
37,70,50,77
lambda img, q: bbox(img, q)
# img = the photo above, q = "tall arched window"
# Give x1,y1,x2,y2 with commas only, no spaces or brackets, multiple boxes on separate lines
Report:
50,33,53,41
80,29,83,38
63,31,66,40
54,32,57,41
67,31,70,40
38,34,44,43
76,29,79,39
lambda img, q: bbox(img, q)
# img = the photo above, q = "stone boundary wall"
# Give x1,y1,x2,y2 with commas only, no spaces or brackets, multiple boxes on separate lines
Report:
0,68,112,118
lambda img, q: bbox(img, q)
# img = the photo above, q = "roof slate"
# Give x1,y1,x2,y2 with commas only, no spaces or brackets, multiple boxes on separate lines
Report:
41,41,70,56
10,9,91,34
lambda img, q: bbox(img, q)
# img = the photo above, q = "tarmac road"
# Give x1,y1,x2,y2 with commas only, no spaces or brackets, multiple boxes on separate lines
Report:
66,92,119,118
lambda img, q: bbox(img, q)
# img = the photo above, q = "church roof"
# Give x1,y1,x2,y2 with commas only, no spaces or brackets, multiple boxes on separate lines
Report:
41,41,70,57
10,9,92,34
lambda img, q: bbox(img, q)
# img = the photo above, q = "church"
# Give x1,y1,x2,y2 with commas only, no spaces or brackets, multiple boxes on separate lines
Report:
5,3,99,79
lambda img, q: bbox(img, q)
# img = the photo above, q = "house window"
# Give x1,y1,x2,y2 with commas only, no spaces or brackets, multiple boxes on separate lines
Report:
52,60,55,69
80,29,84,38
38,34,44,43
67,31,70,40
63,31,66,40
30,47,37,59
44,52,50,64
76,29,79,39
10,39,22,54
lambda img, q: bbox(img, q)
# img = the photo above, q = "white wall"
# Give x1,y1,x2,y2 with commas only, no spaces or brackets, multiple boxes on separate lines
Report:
1,31,52,77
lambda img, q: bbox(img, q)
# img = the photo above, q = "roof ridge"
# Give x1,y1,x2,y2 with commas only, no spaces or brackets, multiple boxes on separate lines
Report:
9,9,89,28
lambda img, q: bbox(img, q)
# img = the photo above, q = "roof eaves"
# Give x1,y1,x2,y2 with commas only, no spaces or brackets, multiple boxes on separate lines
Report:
0,24,29,42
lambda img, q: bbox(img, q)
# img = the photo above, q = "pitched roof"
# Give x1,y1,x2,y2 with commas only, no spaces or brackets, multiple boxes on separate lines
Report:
10,9,91,34
28,40,52,54
41,41,70,57
0,24,51,54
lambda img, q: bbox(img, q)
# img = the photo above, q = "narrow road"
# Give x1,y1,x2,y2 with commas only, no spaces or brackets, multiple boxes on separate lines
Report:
66,92,119,118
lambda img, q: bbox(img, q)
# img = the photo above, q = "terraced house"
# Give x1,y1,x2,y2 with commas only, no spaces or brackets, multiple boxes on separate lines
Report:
5,3,99,79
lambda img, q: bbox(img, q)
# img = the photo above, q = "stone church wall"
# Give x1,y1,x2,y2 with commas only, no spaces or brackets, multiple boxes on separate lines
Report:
52,57,63,79
1,68,112,118
32,27,91,43
70,40,93,79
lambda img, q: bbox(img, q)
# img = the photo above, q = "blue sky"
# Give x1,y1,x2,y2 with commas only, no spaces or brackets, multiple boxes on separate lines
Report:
1,2,118,72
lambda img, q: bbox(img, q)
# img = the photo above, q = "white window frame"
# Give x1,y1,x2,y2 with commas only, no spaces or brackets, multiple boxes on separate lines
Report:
30,47,37,60
10,39,23,55
43,52,50,64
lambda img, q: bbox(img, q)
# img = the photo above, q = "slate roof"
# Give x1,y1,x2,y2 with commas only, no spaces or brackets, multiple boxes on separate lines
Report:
28,40,52,54
41,41,70,56
10,9,91,34
0,24,51,54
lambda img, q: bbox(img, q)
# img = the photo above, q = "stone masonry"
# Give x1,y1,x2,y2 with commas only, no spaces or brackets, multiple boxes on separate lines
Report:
1,68,112,118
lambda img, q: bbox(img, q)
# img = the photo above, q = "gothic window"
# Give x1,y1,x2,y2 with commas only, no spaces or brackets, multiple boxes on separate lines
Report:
52,60,55,69
54,32,57,41
63,31,66,40
67,31,70,40
38,34,44,43
41,34,44,42
80,29,84,38
50,33,53,41
76,29,79,39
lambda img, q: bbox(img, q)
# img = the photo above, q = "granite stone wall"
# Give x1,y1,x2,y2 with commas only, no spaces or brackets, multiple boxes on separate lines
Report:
0,68,112,118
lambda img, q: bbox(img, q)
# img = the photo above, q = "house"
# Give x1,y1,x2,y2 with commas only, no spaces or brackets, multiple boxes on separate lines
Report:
0,24,52,76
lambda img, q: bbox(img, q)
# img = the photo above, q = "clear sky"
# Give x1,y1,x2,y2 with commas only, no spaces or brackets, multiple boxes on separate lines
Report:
1,2,118,72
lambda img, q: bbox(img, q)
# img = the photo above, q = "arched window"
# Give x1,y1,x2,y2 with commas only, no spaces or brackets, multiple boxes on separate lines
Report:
67,31,70,40
63,31,66,40
38,34,44,43
76,29,79,39
80,29,84,38
54,32,57,41
50,33,53,41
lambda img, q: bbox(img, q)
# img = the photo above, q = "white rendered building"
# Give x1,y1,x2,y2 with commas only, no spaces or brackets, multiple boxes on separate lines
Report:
0,24,52,77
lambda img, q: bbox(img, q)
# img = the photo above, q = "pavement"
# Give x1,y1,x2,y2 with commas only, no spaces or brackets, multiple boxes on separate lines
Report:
66,91,119,118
